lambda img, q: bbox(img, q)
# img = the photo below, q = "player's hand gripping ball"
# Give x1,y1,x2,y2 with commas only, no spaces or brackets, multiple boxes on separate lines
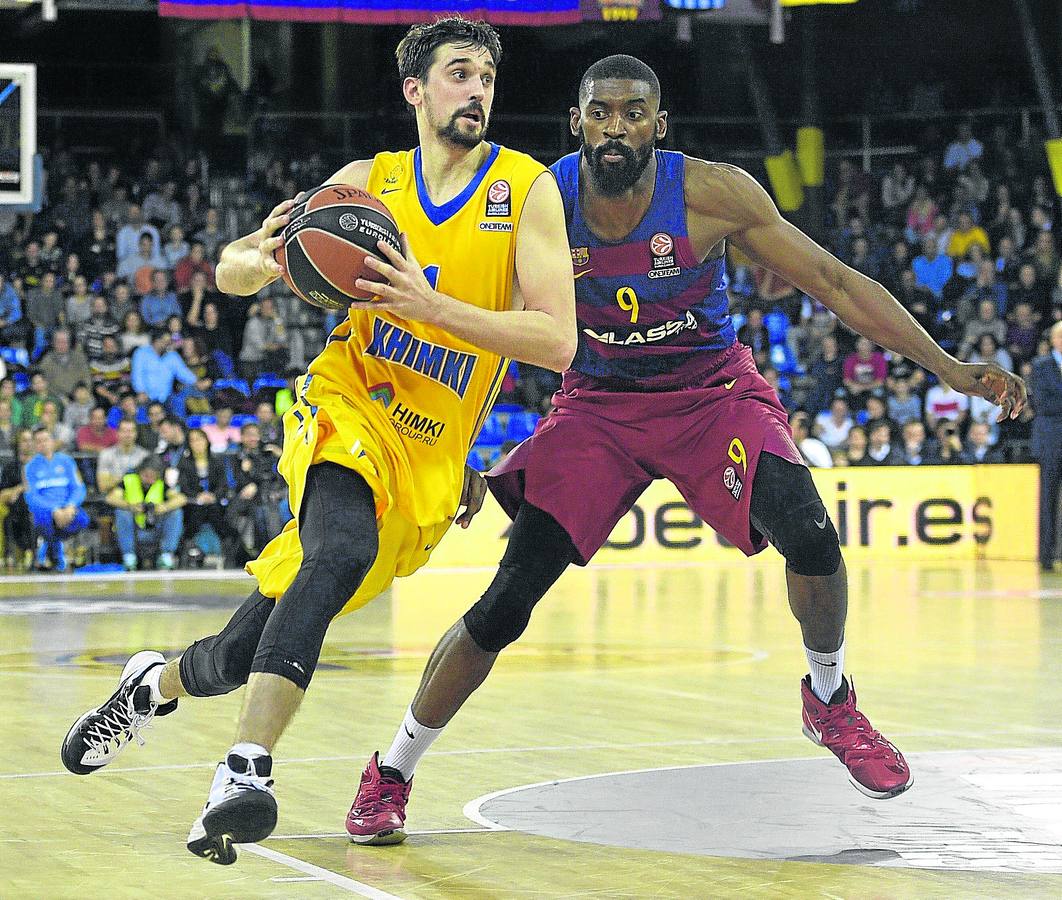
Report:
274,184,401,310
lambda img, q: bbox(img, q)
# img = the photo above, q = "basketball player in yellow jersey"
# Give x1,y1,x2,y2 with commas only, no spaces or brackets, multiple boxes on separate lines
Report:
59,17,576,865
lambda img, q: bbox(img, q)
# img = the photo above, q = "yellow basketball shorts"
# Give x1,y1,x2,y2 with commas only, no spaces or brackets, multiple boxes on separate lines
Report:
246,394,452,617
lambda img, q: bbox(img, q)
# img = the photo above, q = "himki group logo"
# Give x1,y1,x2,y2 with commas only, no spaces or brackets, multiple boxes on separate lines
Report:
368,382,395,408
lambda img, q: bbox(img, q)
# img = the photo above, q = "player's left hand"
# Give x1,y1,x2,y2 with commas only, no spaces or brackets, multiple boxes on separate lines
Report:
941,361,1028,422
356,235,444,326
456,465,487,529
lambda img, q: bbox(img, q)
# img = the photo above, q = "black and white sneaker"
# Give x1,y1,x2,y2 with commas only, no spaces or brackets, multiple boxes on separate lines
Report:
187,752,277,865
60,650,178,775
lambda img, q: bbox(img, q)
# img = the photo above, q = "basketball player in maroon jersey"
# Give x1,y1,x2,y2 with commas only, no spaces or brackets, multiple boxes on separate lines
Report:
343,55,1026,842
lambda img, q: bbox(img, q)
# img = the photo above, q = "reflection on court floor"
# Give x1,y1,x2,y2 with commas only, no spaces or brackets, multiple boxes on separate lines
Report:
1,560,1060,898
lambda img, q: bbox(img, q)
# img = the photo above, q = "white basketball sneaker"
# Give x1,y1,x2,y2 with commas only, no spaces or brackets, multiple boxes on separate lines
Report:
186,752,277,865
61,650,177,775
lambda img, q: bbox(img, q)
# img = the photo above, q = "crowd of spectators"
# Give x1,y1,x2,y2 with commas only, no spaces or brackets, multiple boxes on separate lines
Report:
0,116,1058,572
0,153,310,571
720,119,1054,472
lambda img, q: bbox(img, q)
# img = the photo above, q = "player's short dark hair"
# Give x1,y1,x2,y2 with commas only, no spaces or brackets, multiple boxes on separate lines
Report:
395,15,502,82
579,55,660,106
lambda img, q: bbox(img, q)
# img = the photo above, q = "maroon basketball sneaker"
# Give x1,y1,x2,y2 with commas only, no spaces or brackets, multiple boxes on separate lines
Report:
800,676,913,799
346,752,412,845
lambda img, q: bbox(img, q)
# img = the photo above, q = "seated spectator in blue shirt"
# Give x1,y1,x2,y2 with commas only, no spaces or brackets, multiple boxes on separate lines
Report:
886,379,923,426
24,426,89,571
116,233,166,285
131,330,202,407
0,272,30,348
912,236,954,298
943,122,983,171
140,270,182,327
115,203,161,262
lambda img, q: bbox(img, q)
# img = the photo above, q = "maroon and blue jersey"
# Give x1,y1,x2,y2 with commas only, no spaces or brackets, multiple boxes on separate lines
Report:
550,150,736,388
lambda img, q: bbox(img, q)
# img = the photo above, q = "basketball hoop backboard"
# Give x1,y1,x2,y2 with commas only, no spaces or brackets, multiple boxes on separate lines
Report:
0,63,37,206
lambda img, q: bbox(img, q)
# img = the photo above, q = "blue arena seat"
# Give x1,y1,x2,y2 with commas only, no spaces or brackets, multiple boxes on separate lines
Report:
764,308,790,344
212,350,236,379
0,346,29,368
505,411,540,443
214,378,251,397
477,413,506,445
231,414,258,428
186,415,216,429
769,342,802,376
476,444,503,467
106,406,122,428
12,371,28,392
252,373,287,394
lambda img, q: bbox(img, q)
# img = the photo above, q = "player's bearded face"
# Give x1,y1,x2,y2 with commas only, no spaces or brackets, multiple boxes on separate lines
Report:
582,135,654,196
423,81,491,150
438,100,490,149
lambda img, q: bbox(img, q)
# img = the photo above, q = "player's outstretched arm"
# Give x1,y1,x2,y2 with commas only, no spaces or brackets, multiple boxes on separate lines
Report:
702,162,1027,421
359,172,577,372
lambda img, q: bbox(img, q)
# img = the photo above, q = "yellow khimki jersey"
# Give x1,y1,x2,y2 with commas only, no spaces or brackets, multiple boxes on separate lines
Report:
247,143,548,614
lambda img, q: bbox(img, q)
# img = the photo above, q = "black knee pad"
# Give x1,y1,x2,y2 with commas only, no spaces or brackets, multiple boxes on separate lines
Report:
767,500,841,577
750,453,841,577
464,563,549,652
463,504,576,653
250,463,379,691
179,591,274,697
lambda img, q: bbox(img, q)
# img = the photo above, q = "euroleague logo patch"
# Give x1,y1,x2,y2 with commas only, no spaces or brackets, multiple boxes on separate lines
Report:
338,213,360,231
650,232,673,256
486,179,511,217
649,231,679,279
723,437,747,501
723,465,744,501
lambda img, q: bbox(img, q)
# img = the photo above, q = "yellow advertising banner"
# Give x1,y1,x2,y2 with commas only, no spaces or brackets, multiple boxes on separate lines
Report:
425,464,1038,568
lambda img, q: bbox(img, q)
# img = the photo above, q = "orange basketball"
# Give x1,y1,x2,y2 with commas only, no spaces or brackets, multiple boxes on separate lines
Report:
274,184,401,311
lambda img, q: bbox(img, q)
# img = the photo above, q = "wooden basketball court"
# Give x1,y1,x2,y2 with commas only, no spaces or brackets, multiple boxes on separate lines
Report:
2,558,1060,897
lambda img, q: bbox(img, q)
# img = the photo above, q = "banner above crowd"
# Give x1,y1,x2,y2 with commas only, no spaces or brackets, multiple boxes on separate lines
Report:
158,0,583,26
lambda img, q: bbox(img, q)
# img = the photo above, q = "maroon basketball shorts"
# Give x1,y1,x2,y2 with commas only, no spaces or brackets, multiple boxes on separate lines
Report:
487,343,804,565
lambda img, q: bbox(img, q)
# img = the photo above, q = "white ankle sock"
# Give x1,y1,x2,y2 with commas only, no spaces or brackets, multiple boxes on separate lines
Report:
805,639,845,703
381,706,444,780
229,741,270,761
142,664,172,704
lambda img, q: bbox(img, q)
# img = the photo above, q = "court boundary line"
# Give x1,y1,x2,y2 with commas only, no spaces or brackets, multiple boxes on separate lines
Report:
241,842,406,899
269,828,496,839
0,556,798,589
0,561,727,587
1,566,1050,598
11,728,1043,781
